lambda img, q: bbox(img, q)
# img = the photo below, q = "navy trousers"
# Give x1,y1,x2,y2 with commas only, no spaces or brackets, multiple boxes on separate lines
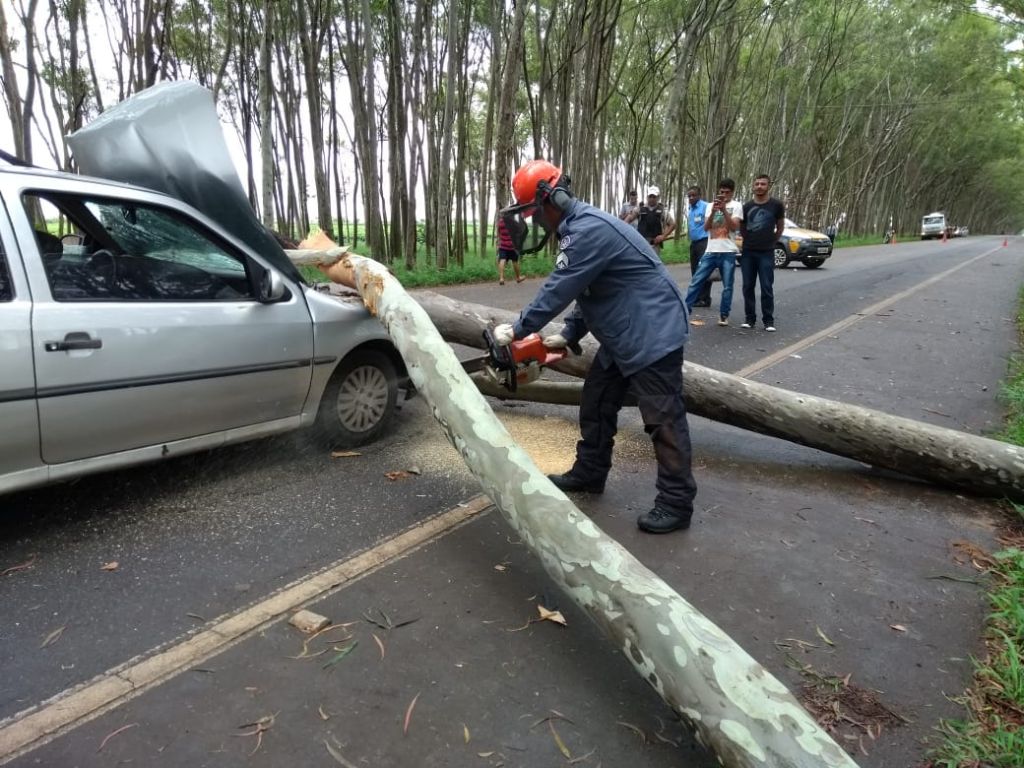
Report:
572,347,697,515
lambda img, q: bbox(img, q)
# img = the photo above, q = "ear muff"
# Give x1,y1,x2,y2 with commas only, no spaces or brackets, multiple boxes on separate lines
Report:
537,176,575,214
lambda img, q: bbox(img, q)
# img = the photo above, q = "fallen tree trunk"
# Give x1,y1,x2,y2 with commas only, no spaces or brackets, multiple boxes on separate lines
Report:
413,290,1024,502
315,253,857,768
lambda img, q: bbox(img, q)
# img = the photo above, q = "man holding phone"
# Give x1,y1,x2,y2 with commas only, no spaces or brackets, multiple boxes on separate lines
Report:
684,178,742,326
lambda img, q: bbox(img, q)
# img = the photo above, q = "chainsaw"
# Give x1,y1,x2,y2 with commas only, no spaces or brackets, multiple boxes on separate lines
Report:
462,330,579,392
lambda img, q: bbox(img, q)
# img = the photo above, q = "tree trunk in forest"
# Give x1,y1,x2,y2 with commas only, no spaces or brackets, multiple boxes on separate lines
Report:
407,290,1024,503
493,0,528,211
296,0,334,239
303,249,859,768
258,0,275,229
435,0,460,270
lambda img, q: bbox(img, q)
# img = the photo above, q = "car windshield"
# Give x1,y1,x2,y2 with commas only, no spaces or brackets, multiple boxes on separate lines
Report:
924,215,944,224
784,218,798,228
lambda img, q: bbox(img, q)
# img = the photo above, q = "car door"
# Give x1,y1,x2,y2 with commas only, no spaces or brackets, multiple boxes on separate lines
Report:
12,179,315,465
0,197,43,489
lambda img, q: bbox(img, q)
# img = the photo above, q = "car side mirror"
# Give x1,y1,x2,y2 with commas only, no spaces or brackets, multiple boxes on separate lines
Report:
61,233,83,246
257,266,288,304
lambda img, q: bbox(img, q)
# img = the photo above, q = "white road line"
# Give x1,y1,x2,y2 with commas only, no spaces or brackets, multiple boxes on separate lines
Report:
734,243,1005,379
0,495,493,764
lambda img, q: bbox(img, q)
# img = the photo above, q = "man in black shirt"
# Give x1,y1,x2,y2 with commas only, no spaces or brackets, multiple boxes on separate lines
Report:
740,174,785,332
628,186,676,253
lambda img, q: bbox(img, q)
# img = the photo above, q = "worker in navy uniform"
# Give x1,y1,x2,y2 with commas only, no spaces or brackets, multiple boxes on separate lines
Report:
626,185,676,253
492,159,697,534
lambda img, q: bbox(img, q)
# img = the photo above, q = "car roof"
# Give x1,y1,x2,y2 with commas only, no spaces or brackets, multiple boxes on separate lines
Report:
0,157,165,196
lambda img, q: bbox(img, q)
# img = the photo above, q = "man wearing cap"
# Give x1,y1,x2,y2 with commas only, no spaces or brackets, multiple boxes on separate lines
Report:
627,186,676,252
490,160,698,534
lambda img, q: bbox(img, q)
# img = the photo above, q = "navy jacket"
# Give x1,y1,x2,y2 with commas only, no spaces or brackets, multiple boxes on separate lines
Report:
512,200,689,376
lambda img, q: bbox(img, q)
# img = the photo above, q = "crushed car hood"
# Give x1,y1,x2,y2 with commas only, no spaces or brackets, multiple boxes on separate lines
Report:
67,81,302,283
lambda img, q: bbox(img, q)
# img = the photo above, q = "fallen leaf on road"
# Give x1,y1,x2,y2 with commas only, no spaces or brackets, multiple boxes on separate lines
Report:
324,739,358,767
537,605,567,626
322,641,359,670
568,747,598,764
97,723,137,752
494,564,507,572
41,625,66,648
373,633,385,661
549,720,572,758
816,626,835,647
330,450,361,458
616,720,647,744
100,561,119,571
690,319,705,326
318,704,331,721
403,692,421,735
478,752,494,758
2,554,37,577
463,723,470,743
889,624,907,632
407,466,421,475
385,470,413,481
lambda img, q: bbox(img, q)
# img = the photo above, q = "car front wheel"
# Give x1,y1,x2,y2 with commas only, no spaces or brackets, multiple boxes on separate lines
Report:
773,245,790,268
316,350,398,448
803,257,826,269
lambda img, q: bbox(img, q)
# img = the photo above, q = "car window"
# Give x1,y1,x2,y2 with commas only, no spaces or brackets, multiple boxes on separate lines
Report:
0,239,11,302
23,192,254,303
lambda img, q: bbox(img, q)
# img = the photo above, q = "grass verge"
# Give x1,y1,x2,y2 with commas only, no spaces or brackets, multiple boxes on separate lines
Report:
924,287,1024,767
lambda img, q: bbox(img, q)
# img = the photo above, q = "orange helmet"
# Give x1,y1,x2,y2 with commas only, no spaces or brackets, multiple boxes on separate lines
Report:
511,159,562,207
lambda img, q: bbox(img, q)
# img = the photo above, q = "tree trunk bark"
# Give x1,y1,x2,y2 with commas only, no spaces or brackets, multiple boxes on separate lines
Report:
408,290,1024,503
303,250,858,768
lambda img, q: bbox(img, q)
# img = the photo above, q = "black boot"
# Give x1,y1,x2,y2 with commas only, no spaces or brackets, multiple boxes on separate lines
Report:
547,472,605,494
636,506,691,533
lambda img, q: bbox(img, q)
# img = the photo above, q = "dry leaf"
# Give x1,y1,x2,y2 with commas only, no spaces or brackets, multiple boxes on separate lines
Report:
463,723,470,744
100,561,119,571
330,450,361,458
889,624,907,632
407,466,421,475
494,564,507,572
373,633,386,661
97,723,137,752
318,705,331,721
549,720,571,759
2,554,37,576
41,625,66,648
324,739,358,767
403,692,421,735
815,626,835,647
690,318,705,326
385,470,413,481
537,605,567,626
478,752,494,758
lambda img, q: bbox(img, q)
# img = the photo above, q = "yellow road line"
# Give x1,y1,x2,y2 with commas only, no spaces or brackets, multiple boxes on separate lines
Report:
0,495,493,764
734,243,1005,378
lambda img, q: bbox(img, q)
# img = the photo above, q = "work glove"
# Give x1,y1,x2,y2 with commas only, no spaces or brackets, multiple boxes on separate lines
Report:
543,334,569,350
492,323,515,346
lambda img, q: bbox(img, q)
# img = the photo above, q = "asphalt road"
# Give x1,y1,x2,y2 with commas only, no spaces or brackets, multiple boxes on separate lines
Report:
0,235,1016,730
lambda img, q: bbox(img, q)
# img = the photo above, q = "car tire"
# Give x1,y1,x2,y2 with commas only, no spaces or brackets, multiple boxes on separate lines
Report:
803,258,825,269
773,245,790,268
316,350,398,448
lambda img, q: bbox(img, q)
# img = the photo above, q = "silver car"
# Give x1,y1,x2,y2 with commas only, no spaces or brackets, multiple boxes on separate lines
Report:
0,161,405,495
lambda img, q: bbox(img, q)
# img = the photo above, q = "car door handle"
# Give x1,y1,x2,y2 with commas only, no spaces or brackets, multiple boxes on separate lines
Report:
44,333,103,352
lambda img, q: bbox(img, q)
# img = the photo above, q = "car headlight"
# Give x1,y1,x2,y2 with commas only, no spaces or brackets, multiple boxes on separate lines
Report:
789,240,799,253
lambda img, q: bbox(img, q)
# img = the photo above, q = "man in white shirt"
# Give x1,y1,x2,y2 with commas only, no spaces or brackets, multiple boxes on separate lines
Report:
684,178,742,326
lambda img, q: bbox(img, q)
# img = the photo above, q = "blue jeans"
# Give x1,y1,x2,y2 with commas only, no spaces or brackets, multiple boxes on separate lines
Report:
740,248,775,326
685,250,736,318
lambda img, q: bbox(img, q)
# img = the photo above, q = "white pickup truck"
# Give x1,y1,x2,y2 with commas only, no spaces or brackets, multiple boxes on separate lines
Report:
0,159,405,495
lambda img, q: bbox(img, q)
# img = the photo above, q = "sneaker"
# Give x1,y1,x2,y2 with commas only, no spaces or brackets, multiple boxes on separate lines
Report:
693,300,711,308
717,316,729,326
740,322,753,329
637,506,692,534
547,472,605,494
765,325,776,332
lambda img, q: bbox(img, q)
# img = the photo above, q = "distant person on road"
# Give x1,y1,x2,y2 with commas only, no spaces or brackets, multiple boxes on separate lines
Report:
618,189,639,228
740,174,785,332
627,186,676,253
491,159,697,534
825,222,838,244
496,214,524,285
686,185,713,307
685,178,742,326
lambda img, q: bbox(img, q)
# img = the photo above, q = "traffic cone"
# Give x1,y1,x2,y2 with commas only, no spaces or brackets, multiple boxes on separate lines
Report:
941,230,948,244
1004,237,1009,247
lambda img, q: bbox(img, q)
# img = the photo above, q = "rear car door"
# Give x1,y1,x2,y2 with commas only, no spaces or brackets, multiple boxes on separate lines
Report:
0,194,43,490
10,177,315,465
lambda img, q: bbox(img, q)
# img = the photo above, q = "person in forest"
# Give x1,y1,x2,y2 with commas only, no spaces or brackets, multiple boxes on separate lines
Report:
618,189,639,227
496,213,524,285
740,174,785,331
686,185,713,307
491,159,698,534
627,186,676,252
685,178,742,326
